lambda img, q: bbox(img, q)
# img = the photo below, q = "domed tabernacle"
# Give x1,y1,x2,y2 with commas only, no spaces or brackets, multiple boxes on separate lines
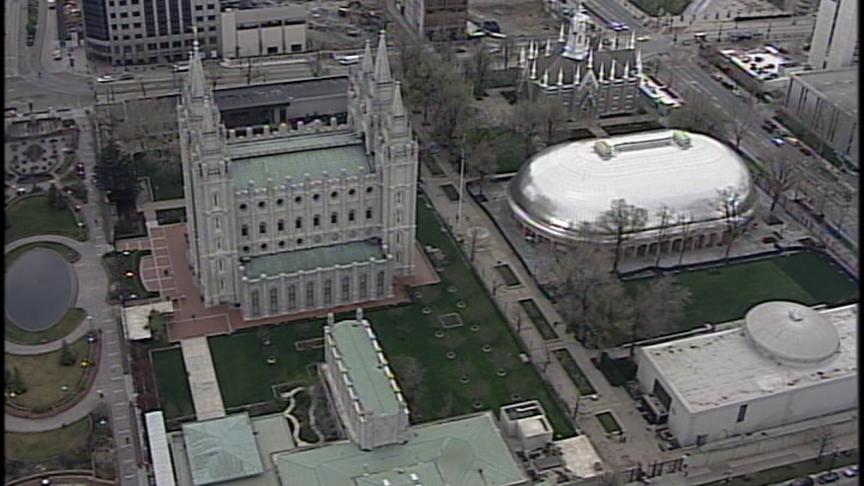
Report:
507,130,755,244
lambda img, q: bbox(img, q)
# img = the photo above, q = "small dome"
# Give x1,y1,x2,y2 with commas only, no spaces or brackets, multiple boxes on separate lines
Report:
745,301,840,365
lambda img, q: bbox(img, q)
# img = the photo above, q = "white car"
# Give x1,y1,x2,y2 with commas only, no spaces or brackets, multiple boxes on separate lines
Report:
173,63,190,72
52,49,62,60
637,35,651,42
96,75,115,83
337,55,361,65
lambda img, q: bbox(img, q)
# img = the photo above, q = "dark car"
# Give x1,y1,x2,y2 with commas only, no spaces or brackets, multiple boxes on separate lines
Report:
788,477,814,486
799,146,814,156
817,472,840,484
482,20,501,33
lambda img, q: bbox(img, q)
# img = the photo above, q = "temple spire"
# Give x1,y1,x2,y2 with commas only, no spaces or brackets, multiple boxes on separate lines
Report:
518,45,527,67
636,49,643,76
629,31,636,50
558,22,566,43
542,68,549,86
575,65,581,84
545,38,552,56
391,81,406,118
557,67,564,86
624,60,631,79
374,30,391,83
530,58,537,80
611,59,617,79
187,26,206,99
587,48,593,71
361,39,374,73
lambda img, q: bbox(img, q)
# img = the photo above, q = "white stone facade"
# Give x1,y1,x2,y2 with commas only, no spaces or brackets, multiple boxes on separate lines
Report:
178,32,418,320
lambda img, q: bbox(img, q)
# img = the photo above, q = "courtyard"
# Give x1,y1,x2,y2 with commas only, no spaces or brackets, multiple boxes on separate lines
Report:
150,196,576,438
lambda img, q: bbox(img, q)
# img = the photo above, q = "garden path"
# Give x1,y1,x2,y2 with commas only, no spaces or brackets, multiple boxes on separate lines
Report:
180,337,226,421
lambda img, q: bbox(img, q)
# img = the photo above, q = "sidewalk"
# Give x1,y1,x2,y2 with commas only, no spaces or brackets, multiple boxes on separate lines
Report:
419,155,669,469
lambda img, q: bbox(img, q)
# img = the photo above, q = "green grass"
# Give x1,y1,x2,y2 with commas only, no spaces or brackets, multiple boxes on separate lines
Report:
701,451,858,486
5,337,92,410
208,321,324,408
494,264,520,287
5,416,92,461
626,251,858,328
595,411,623,435
366,198,575,438
4,195,86,243
151,347,195,420
553,349,597,395
103,250,160,303
518,299,558,340
629,0,692,15
5,307,87,345
5,242,81,268
139,158,184,201
201,195,575,438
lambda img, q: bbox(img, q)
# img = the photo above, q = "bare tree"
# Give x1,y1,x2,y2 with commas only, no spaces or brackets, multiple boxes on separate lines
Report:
627,276,691,357
511,99,544,155
814,426,834,463
666,95,728,136
468,43,492,97
727,95,756,149
464,134,498,194
586,279,633,348
652,205,675,268
597,199,649,273
555,242,616,341
716,187,747,262
309,51,328,78
675,213,694,265
763,154,799,215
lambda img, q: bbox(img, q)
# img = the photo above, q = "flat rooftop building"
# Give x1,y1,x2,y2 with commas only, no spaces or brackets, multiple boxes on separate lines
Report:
782,68,858,168
636,302,858,446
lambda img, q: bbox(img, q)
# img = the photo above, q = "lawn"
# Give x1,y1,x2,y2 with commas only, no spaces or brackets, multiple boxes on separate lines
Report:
103,250,160,303
4,195,86,243
518,299,558,340
5,307,87,345
138,156,184,201
629,0,692,15
595,411,623,435
199,194,575,439
5,337,92,410
5,416,92,461
625,251,858,328
553,349,597,396
208,321,325,408
367,196,575,438
5,242,80,268
701,451,858,486
151,347,195,420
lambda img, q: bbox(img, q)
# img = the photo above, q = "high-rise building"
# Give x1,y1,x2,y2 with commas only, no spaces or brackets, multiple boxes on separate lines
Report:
178,31,419,320
808,0,858,70
401,0,468,41
82,0,222,65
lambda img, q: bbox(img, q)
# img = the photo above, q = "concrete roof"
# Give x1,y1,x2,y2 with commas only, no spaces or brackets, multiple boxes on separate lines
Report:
228,132,372,189
638,303,858,413
556,435,605,479
227,4,306,23
181,413,264,486
327,318,404,417
791,68,858,117
242,241,385,278
122,301,174,341
214,76,348,112
273,412,527,486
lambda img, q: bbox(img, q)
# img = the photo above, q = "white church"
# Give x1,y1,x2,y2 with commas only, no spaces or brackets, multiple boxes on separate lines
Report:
178,32,419,320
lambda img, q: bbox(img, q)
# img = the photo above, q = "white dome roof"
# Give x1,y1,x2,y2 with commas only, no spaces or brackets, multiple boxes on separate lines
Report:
745,301,840,365
507,130,755,242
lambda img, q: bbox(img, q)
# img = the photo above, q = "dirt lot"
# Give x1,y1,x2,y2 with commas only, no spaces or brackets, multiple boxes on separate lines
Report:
469,0,562,37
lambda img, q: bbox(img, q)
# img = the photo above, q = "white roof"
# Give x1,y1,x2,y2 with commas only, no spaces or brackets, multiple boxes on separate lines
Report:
146,411,177,486
507,130,754,242
122,301,174,341
556,435,605,478
639,303,858,413
745,301,840,364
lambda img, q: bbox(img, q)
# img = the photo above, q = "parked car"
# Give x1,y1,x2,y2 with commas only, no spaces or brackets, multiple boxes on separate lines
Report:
636,35,651,42
763,120,779,131
337,55,360,65
52,49,62,60
771,138,786,146
799,146,814,156
173,63,189,72
817,471,840,484
842,465,859,477
118,72,134,80
95,75,115,83
788,477,814,486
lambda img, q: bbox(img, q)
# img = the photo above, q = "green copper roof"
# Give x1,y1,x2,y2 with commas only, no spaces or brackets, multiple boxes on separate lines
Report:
228,132,373,189
274,413,527,486
181,413,264,486
242,241,385,278
329,319,403,416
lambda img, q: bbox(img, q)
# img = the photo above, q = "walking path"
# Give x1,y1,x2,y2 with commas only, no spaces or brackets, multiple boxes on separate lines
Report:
180,337,226,421
6,113,149,486
418,158,667,469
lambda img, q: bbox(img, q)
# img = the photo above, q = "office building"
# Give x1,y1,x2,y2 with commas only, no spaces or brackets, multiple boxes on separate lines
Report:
808,0,858,70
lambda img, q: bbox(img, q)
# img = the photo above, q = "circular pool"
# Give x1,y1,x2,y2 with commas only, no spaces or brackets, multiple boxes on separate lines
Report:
5,248,78,331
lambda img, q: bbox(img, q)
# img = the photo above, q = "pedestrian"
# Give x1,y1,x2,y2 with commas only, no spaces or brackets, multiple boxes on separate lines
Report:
98,389,104,398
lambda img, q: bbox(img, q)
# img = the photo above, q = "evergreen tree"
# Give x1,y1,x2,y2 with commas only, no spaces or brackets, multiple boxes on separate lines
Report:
48,183,62,209
11,366,26,394
60,340,77,366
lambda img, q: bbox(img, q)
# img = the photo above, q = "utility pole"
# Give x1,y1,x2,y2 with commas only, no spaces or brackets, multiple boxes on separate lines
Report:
456,137,466,239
